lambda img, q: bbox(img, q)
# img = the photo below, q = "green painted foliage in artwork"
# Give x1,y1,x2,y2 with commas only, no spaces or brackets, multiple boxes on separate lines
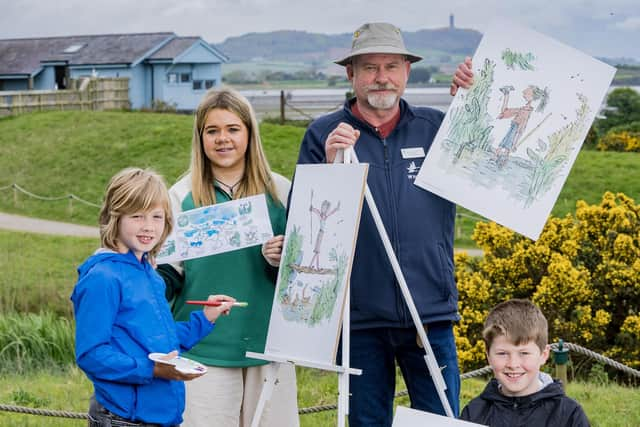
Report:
308,248,347,326
278,225,304,302
502,48,536,71
447,58,496,154
524,95,591,206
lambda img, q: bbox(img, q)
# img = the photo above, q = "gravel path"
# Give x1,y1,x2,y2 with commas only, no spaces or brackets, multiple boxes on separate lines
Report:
0,212,99,238
0,211,483,256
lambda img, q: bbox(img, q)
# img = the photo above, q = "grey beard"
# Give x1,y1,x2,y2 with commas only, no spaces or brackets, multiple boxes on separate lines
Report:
367,93,398,109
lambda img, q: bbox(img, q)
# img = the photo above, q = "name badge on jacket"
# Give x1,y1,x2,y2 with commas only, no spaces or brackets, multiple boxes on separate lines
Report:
401,147,426,159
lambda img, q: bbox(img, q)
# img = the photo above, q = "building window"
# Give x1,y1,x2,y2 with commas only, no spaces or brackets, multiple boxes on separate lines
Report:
192,80,203,90
205,80,215,89
167,73,178,84
180,73,191,83
62,43,85,53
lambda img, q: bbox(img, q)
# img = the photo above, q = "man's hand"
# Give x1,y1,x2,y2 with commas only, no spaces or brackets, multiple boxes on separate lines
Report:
325,122,360,163
450,56,474,96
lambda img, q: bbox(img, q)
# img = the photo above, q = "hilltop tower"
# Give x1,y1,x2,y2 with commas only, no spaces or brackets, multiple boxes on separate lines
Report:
449,13,455,30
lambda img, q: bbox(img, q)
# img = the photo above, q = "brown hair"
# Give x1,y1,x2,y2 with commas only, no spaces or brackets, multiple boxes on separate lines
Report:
189,87,279,207
98,168,173,258
482,299,548,352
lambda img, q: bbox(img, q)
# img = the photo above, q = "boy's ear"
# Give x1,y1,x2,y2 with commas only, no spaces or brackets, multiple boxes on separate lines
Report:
541,344,551,363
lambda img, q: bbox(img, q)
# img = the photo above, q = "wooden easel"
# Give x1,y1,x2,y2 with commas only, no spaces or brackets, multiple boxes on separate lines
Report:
344,149,454,418
248,148,453,427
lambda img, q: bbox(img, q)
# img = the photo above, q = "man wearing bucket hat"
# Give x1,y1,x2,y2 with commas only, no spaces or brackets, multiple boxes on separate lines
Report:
295,22,472,425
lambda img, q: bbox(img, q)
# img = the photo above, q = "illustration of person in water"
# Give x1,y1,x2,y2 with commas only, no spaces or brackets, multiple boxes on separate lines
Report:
495,84,549,167
308,199,340,270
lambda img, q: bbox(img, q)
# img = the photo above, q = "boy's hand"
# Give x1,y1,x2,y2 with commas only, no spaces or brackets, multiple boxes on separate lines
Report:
262,235,285,267
152,351,204,381
203,295,235,323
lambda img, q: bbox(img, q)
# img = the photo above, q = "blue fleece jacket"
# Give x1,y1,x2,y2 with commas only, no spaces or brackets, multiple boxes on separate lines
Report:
296,98,459,328
71,249,214,426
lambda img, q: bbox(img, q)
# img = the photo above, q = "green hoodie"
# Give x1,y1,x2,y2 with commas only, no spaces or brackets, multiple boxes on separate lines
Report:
158,173,289,367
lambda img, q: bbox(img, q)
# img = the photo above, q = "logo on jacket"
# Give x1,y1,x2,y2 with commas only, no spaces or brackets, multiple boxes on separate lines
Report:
407,161,421,180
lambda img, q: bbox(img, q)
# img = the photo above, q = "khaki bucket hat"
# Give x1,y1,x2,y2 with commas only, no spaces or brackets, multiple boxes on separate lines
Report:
334,22,422,66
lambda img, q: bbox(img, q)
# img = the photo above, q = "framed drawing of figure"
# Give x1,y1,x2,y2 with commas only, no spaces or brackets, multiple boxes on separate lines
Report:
415,21,616,240
263,163,368,366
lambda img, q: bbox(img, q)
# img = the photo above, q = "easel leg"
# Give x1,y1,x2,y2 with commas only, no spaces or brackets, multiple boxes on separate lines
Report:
337,288,351,427
250,362,281,427
344,150,454,417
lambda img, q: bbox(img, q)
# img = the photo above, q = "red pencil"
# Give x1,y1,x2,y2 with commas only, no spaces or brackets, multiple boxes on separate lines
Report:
186,300,248,307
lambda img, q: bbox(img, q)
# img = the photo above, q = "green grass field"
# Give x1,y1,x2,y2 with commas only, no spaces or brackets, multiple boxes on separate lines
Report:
1,110,639,425
1,110,639,249
0,366,638,426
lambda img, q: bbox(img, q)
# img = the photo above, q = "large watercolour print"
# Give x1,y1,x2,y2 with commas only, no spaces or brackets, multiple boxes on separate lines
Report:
156,194,274,264
264,164,368,366
415,21,615,240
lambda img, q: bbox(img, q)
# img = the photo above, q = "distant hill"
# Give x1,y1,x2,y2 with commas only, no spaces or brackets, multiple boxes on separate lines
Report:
214,27,482,65
213,28,638,81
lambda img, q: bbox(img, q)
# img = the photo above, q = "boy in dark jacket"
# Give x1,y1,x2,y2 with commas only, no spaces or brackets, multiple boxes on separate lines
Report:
460,299,590,427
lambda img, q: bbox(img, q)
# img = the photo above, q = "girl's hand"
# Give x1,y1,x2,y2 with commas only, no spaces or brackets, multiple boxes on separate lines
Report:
203,295,236,322
262,235,285,267
450,56,474,96
152,351,204,381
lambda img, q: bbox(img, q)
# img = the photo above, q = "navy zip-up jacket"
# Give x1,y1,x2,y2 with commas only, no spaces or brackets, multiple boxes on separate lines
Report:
296,98,458,329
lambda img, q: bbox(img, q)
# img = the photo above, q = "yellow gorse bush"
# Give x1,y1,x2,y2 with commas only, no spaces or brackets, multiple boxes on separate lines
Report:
454,192,640,371
597,131,640,152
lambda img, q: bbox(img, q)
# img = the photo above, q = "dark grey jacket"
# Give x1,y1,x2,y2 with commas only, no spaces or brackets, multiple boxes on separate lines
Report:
460,378,590,427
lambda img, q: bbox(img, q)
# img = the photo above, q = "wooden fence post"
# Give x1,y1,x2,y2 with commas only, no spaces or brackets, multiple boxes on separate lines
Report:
553,339,570,387
280,90,285,124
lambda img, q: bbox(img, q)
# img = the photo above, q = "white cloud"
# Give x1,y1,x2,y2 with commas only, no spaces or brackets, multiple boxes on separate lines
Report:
616,16,640,30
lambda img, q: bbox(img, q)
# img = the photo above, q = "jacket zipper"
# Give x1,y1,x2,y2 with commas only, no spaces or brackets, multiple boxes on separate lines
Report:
380,136,409,326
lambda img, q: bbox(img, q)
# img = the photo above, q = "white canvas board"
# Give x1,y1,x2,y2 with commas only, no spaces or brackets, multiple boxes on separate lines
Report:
156,194,273,263
392,406,486,427
415,20,615,240
263,163,368,366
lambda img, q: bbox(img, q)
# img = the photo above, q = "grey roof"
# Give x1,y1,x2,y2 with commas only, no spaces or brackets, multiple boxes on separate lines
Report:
0,32,174,75
149,37,200,60
149,36,229,62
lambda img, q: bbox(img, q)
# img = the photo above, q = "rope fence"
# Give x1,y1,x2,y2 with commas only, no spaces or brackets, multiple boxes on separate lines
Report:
0,342,637,421
0,181,486,223
0,183,101,211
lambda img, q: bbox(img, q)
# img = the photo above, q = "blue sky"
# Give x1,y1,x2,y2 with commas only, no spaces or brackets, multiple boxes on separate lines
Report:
1,0,639,60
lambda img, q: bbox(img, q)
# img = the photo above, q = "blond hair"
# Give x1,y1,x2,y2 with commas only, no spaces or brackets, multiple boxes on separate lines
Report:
189,88,279,207
99,168,173,258
482,299,548,352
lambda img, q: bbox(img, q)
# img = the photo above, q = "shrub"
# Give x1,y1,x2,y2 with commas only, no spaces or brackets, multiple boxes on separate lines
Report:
596,131,640,152
141,99,178,113
607,121,640,134
582,125,599,149
596,87,640,135
455,192,640,377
